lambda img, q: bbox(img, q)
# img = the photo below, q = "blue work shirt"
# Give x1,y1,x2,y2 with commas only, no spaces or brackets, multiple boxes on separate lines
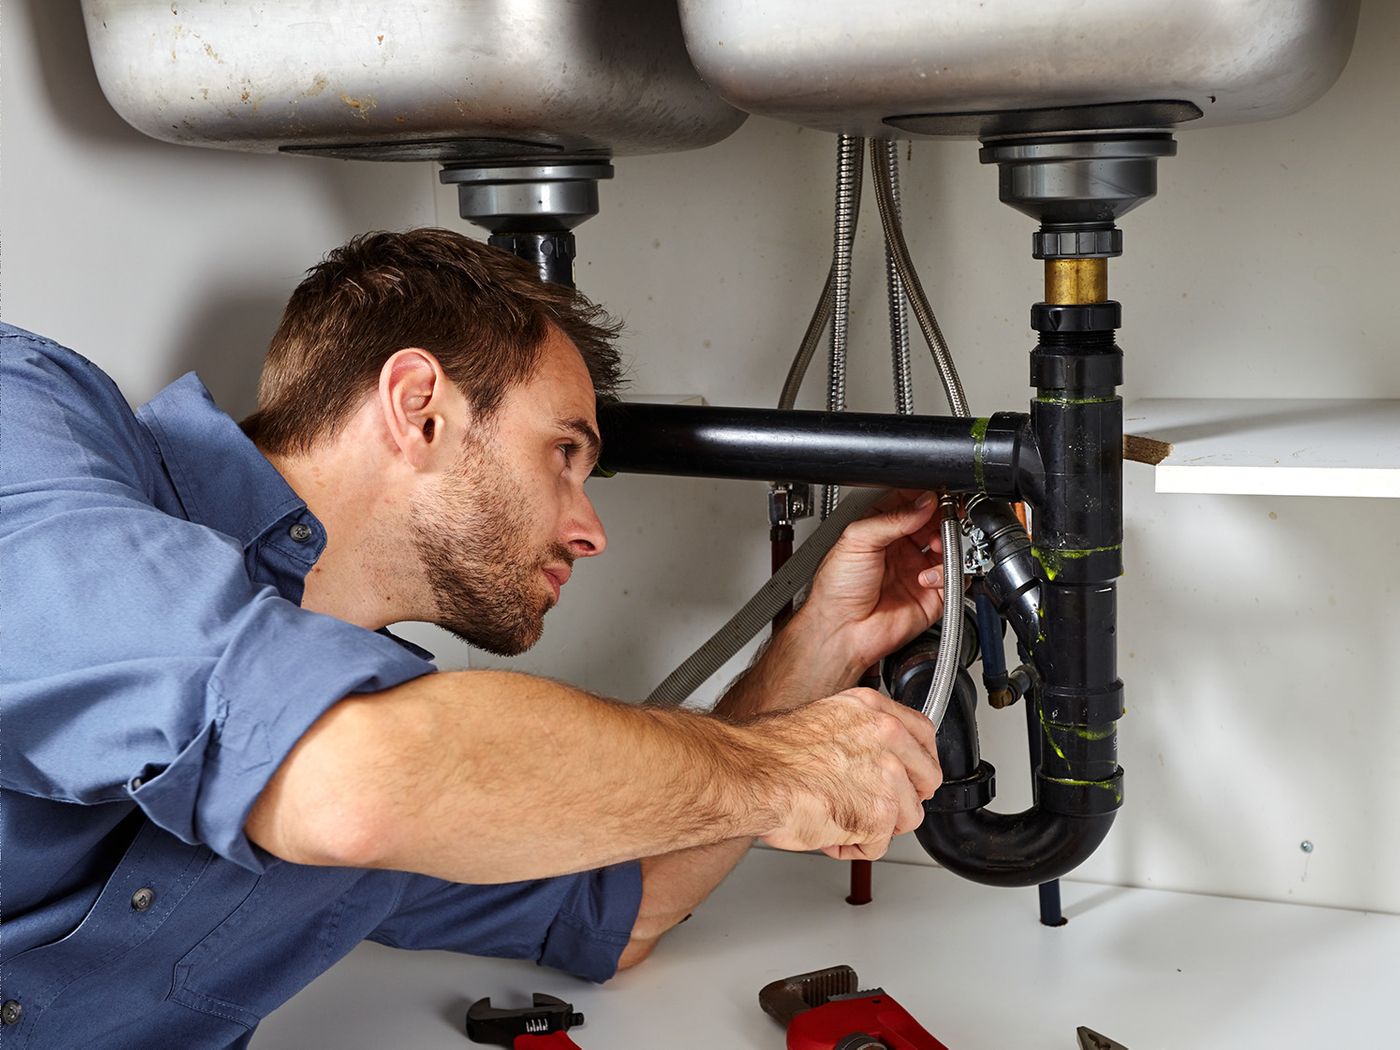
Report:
0,324,642,1049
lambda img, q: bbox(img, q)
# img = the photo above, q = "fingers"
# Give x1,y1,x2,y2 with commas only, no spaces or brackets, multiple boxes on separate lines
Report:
873,488,934,515
834,686,935,778
767,687,942,858
840,494,939,553
875,695,941,772
840,688,939,765
877,718,941,801
909,507,947,553
885,754,927,834
839,688,941,802
824,839,892,862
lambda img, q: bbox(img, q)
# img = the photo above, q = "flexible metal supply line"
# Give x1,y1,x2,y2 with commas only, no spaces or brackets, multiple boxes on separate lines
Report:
870,141,968,420
652,141,969,725
870,140,969,727
778,267,834,411
822,134,864,520
883,140,914,417
922,500,965,727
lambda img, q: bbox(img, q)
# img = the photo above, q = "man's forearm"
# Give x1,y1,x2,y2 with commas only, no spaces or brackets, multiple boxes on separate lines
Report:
717,607,866,720
620,615,869,967
248,670,788,883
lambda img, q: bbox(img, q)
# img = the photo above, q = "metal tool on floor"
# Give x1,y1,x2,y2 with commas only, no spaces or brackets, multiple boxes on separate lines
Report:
466,992,586,1049
1076,1027,1130,1050
759,964,951,1049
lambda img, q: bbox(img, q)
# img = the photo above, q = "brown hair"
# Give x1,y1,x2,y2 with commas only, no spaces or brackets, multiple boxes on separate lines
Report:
242,228,624,454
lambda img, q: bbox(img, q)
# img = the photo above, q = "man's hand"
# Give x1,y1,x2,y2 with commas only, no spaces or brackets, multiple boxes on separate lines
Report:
758,687,941,861
714,491,950,721
801,491,949,676
616,685,943,969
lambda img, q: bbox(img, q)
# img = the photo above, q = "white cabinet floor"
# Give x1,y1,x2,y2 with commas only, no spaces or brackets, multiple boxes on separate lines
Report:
253,849,1399,1049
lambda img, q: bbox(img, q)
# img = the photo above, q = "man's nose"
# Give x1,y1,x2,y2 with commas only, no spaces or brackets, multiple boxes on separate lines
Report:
565,490,607,558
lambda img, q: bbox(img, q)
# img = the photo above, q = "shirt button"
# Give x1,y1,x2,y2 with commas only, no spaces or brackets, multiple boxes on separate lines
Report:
1,1000,22,1025
289,523,314,543
131,887,156,912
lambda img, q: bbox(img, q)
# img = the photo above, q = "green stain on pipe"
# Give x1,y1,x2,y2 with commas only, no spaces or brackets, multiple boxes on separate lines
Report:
1033,395,1118,406
1075,724,1117,741
1036,703,1068,762
970,416,990,491
1043,775,1123,806
1031,544,1122,581
1046,721,1117,742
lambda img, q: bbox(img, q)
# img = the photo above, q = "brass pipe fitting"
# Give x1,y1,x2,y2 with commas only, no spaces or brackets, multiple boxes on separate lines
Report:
1044,258,1108,305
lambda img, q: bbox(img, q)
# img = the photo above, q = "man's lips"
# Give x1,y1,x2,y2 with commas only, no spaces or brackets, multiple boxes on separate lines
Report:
542,566,571,602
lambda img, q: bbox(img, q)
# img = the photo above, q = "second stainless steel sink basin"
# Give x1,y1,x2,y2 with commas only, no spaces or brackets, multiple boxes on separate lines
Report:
678,0,1360,138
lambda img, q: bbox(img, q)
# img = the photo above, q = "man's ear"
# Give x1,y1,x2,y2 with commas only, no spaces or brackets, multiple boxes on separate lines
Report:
377,348,462,470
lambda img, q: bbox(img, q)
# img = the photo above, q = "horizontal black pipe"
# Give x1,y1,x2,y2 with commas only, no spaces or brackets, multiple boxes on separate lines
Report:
596,402,1042,502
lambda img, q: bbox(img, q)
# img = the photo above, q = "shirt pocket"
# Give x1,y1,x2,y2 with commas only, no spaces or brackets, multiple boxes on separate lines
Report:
3,818,213,1048
170,862,368,1031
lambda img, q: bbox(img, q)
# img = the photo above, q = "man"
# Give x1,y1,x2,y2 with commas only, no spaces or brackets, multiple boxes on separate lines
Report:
0,229,947,1048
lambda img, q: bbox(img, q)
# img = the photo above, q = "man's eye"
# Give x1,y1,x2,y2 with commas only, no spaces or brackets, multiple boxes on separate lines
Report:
558,443,578,463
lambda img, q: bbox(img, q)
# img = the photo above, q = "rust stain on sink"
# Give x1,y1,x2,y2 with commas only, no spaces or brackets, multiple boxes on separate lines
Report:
340,93,377,118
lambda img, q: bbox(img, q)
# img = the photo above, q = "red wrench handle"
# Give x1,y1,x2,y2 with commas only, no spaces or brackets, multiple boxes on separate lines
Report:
787,994,950,1050
513,1033,584,1049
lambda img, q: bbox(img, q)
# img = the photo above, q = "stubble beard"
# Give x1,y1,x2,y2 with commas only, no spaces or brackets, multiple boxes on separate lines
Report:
411,440,572,656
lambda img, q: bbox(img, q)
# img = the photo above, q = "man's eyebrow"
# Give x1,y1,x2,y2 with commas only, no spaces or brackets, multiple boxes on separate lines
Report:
558,417,602,463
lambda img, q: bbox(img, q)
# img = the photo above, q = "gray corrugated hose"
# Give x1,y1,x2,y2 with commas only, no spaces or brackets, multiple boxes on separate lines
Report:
648,487,886,707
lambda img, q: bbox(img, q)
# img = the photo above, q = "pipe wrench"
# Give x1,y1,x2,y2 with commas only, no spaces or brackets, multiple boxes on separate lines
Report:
759,965,951,1049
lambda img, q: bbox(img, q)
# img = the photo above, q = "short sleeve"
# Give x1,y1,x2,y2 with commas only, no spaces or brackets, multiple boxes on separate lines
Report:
368,862,643,983
0,335,436,871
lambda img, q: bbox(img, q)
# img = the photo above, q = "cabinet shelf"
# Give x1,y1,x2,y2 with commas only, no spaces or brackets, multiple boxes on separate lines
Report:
1123,398,1400,498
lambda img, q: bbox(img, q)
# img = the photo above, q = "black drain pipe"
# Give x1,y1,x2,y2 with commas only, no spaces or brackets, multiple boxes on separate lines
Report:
591,311,1126,888
885,299,1126,888
596,403,1043,502
585,133,1170,895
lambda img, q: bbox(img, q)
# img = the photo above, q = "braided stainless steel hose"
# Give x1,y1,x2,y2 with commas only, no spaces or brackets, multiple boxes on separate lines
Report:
868,143,969,729
921,496,966,728
870,141,968,419
779,267,833,411
822,134,864,519
882,140,914,416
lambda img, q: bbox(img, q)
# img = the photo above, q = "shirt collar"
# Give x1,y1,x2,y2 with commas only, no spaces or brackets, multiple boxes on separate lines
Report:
136,373,436,663
136,373,311,553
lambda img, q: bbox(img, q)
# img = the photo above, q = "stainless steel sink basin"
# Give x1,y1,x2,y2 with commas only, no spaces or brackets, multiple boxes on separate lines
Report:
80,0,745,161
677,0,1360,138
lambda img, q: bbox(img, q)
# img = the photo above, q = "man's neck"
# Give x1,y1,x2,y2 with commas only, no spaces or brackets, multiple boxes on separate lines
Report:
264,441,428,630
